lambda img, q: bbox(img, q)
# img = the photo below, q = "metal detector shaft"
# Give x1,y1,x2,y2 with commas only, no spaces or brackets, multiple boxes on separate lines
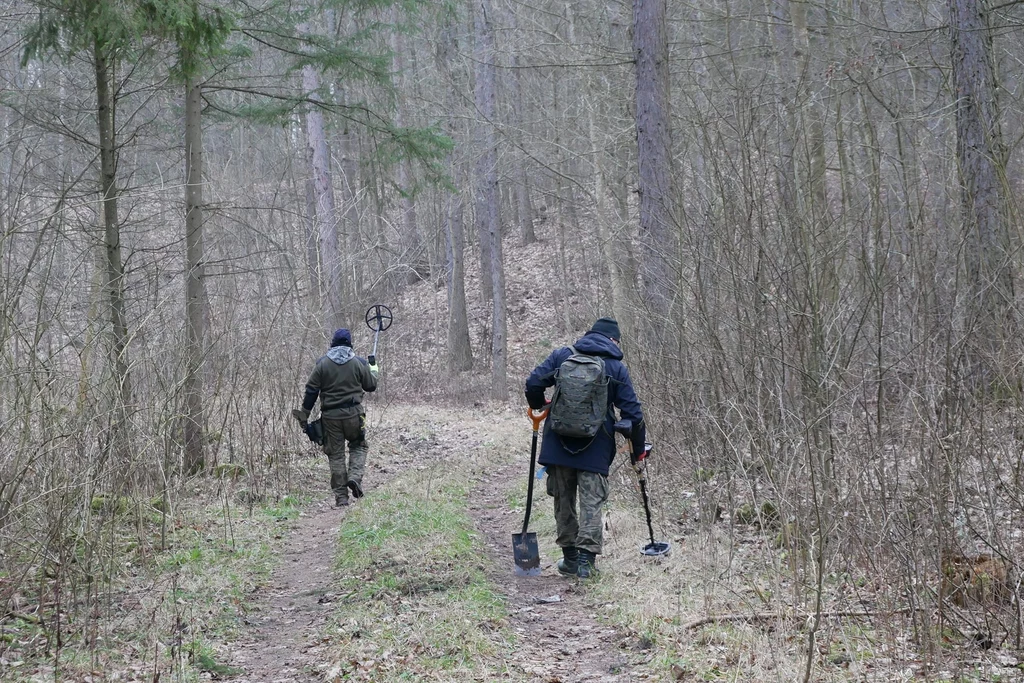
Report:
637,478,657,546
631,442,656,545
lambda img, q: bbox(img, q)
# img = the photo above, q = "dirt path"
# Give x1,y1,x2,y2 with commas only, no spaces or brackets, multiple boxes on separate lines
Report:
224,496,344,682
223,447,414,682
222,408,645,682
469,461,643,682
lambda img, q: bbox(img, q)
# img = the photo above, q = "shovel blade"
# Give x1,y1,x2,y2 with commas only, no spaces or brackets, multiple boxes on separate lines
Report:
512,532,541,576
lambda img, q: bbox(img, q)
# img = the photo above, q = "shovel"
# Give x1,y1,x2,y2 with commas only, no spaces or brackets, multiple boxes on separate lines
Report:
513,407,548,576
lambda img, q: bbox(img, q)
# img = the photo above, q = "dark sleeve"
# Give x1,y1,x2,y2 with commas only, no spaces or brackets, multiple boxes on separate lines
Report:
610,363,646,454
302,362,321,412
524,348,565,410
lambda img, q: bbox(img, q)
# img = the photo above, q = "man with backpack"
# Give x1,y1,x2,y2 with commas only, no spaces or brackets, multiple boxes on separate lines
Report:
294,328,380,507
524,317,647,578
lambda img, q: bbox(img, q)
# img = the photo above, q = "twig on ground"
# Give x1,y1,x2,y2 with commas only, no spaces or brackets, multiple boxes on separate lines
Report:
3,610,42,625
684,608,915,630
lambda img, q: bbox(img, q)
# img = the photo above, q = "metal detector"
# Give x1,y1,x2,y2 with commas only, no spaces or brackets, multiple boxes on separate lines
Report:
613,421,671,557
364,304,393,362
634,442,670,557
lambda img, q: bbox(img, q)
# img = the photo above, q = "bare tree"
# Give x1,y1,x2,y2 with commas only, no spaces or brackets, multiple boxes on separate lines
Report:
632,0,677,329
507,49,536,246
474,0,506,398
438,18,472,372
301,48,345,332
949,0,1011,392
183,71,206,474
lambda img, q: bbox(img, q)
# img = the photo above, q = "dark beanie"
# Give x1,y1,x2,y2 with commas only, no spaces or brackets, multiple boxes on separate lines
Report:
589,317,621,341
331,328,352,347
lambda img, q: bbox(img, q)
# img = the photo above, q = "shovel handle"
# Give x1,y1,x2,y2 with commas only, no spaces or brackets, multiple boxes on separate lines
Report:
520,406,549,536
527,406,549,432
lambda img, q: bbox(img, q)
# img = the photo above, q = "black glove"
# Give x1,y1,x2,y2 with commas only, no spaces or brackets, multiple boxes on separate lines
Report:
630,419,647,461
305,418,324,445
525,388,547,411
368,354,376,365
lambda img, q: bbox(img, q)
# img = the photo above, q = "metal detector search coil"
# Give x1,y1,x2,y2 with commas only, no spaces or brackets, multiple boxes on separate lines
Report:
642,541,670,557
364,304,393,360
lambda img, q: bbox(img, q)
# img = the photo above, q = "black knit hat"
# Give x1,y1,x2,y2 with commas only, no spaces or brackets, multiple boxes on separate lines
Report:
589,317,621,341
331,328,352,347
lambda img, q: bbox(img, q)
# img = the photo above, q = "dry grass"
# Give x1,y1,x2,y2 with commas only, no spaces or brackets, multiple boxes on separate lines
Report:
2,456,324,681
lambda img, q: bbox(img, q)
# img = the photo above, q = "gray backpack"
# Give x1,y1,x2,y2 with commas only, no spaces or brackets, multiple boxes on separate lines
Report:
548,346,609,439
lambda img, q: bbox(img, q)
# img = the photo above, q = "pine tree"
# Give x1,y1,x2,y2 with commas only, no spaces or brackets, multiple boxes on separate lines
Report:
23,0,141,475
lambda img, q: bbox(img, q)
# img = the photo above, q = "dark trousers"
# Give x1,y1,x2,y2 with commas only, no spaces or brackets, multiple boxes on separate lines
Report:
322,413,368,496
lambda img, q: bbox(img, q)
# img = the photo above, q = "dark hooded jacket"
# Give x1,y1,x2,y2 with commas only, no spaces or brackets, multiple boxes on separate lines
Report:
524,332,645,475
303,345,378,419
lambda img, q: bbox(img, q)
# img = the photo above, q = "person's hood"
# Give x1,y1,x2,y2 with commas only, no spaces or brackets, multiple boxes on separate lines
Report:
572,331,623,360
326,345,355,365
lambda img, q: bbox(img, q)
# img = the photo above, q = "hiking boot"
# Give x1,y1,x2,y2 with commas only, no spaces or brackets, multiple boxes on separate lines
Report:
557,547,579,577
335,493,350,507
576,549,599,579
347,480,364,499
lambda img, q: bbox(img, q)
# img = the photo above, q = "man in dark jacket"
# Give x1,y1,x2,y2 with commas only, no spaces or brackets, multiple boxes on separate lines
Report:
524,317,646,578
296,328,380,507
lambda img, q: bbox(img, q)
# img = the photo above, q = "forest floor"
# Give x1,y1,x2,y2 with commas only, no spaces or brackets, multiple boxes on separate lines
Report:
214,404,661,682
206,404,1024,683
10,404,1024,682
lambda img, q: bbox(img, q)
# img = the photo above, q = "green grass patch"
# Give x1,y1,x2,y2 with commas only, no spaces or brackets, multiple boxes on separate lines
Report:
327,469,513,681
262,494,303,521
190,639,243,677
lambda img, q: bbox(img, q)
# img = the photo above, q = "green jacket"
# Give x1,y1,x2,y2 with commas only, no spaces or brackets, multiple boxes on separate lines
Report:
302,345,378,418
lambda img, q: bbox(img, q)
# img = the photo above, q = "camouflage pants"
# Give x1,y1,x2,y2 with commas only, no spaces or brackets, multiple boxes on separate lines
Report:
546,465,609,554
322,413,368,497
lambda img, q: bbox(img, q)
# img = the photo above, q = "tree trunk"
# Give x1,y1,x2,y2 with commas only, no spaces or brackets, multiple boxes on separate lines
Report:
392,26,427,283
439,20,473,371
474,5,495,305
337,122,361,308
949,0,1011,392
632,0,676,327
474,0,506,398
183,76,206,475
588,100,629,329
790,0,827,223
446,162,473,371
93,38,133,468
303,60,344,331
769,0,799,227
303,175,320,292
509,53,536,247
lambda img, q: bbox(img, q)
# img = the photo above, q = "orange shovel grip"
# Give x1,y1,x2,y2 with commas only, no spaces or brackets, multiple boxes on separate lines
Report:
527,406,549,431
